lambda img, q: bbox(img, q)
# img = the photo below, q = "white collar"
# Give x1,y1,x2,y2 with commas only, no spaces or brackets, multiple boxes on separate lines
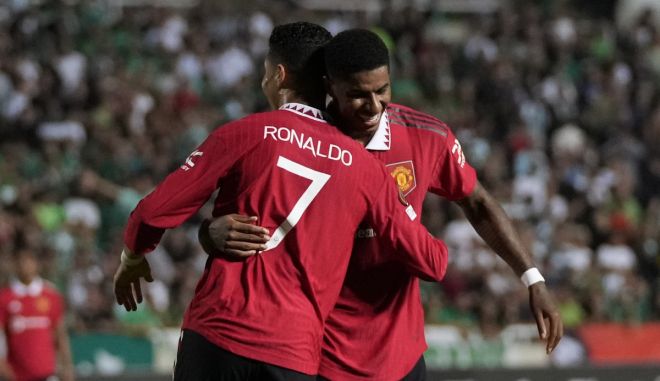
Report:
364,110,391,151
279,103,327,123
10,278,44,297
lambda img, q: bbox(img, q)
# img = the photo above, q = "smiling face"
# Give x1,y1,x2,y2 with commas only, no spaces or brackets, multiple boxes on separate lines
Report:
326,65,391,141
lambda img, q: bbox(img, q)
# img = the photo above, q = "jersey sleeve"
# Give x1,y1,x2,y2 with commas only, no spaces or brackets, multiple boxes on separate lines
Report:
428,129,477,200
124,125,250,255
366,166,449,281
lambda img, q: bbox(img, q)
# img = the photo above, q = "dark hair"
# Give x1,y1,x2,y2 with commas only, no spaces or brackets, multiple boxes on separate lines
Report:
268,22,331,100
324,29,390,79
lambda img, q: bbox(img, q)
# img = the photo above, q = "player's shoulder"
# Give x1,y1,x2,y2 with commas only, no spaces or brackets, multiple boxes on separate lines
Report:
41,281,63,298
387,103,452,140
0,287,12,300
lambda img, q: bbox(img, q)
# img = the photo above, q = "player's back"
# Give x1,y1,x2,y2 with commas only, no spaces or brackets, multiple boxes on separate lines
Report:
182,103,406,374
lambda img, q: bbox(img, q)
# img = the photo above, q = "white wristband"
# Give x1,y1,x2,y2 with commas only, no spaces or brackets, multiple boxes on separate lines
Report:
121,250,144,266
521,267,545,287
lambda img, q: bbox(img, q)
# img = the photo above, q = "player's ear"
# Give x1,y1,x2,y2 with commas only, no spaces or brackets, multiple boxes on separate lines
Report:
275,64,286,86
323,76,335,98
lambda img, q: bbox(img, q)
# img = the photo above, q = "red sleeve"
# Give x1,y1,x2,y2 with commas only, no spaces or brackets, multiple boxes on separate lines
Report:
428,130,477,200
366,166,448,281
124,124,251,254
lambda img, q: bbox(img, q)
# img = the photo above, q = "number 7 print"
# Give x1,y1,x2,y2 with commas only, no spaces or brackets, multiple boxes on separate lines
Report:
264,156,331,251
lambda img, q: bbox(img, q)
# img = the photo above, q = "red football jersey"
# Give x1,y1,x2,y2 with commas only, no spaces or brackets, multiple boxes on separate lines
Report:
0,279,63,381
123,103,449,374
319,103,477,380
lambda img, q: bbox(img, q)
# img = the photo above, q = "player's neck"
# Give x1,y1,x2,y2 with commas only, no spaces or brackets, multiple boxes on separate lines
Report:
278,89,325,111
344,128,377,146
18,275,36,285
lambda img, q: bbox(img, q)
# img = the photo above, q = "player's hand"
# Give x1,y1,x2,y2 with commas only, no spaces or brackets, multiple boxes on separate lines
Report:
199,215,270,258
529,282,563,354
113,256,153,312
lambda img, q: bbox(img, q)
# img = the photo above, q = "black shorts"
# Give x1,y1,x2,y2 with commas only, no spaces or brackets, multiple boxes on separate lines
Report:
316,355,426,381
173,329,316,381
401,356,426,381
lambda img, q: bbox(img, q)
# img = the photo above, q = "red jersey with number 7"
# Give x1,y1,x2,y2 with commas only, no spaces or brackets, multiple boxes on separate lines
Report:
123,103,449,374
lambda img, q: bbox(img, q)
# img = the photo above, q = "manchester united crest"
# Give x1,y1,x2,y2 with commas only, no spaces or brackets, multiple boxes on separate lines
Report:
386,161,416,196
35,297,50,313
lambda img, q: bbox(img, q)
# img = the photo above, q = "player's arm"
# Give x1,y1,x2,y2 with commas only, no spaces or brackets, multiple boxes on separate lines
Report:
54,319,75,381
367,172,449,281
123,134,223,256
455,181,563,353
116,138,219,311
431,129,562,353
117,128,245,310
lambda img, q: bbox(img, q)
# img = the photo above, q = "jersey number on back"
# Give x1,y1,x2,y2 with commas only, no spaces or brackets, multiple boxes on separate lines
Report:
264,156,331,251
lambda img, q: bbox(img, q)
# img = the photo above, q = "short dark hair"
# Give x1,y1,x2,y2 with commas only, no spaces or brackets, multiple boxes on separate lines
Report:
324,29,390,79
268,22,331,89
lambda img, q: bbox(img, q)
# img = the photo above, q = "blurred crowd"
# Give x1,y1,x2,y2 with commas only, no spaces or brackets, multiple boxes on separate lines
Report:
0,0,659,350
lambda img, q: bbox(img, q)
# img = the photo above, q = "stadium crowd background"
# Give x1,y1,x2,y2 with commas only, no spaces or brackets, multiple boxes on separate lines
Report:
1,0,659,370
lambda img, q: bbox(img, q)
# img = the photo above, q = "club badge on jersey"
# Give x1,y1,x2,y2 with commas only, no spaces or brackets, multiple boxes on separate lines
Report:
35,297,50,313
386,161,416,196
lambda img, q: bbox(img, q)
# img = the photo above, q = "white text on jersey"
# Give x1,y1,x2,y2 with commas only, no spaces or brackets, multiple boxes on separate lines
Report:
181,150,203,171
264,125,353,167
451,139,466,168
356,228,376,238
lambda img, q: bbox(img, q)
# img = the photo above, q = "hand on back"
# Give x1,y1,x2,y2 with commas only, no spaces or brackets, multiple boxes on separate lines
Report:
199,214,270,259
